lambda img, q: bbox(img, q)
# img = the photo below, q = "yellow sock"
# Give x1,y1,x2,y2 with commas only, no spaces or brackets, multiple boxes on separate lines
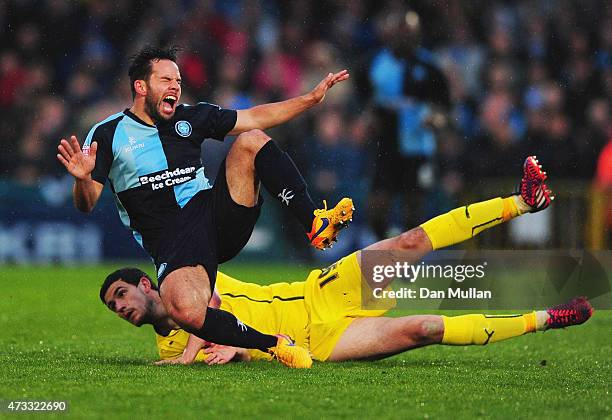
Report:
420,197,520,250
441,312,536,345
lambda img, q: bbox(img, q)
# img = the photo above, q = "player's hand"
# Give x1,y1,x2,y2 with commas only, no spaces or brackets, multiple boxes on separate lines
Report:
203,344,237,365
57,135,97,180
153,357,192,366
309,70,350,104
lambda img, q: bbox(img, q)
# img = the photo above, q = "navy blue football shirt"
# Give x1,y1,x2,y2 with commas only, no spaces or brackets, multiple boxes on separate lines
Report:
83,102,237,255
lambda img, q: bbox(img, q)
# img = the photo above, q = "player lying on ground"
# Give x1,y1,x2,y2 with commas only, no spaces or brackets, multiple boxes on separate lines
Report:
101,157,592,364
104,156,593,364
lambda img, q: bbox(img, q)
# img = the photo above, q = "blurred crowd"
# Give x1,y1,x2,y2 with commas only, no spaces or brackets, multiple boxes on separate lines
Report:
1,0,611,249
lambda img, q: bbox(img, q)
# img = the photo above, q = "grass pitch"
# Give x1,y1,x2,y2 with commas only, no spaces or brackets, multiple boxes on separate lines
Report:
1,264,610,419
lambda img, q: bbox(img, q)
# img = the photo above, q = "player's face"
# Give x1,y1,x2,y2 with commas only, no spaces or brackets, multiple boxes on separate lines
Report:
144,59,182,122
104,280,154,327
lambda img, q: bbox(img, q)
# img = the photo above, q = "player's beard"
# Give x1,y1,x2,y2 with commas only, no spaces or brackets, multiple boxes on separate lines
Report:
133,299,156,327
144,92,166,124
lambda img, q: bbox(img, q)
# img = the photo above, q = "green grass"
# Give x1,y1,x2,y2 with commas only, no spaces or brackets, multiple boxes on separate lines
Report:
0,264,610,419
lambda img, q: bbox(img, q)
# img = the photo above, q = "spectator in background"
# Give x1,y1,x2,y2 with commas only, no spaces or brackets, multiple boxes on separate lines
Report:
436,12,485,99
0,50,26,108
521,12,551,63
15,21,43,62
0,50,28,179
467,60,524,177
213,53,253,110
595,15,612,71
301,40,353,108
576,99,611,178
329,0,376,63
435,8,483,143
309,109,369,206
21,62,53,100
309,109,345,202
308,109,372,261
432,127,466,218
365,6,450,239
17,96,70,185
65,69,101,107
562,31,600,124
2,0,611,253
253,22,304,102
595,132,612,245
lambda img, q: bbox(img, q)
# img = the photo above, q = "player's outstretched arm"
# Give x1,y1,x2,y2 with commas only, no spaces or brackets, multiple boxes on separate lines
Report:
230,70,349,134
154,335,250,366
57,135,104,213
154,334,208,366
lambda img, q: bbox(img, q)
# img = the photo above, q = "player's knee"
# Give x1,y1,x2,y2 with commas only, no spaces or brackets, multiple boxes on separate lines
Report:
166,290,211,330
160,271,211,330
412,317,444,343
396,228,429,250
169,306,207,331
234,129,271,155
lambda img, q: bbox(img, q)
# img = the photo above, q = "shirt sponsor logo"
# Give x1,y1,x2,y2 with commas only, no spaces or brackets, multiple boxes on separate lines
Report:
139,166,197,190
175,120,192,137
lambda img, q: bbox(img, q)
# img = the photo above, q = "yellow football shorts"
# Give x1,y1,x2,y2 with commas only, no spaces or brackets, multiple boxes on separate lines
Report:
304,251,393,361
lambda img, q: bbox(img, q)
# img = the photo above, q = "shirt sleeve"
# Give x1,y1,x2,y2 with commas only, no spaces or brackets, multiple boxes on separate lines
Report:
83,122,114,185
190,102,238,141
155,330,186,360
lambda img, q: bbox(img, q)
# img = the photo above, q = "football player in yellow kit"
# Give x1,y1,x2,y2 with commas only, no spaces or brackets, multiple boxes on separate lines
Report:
100,157,592,365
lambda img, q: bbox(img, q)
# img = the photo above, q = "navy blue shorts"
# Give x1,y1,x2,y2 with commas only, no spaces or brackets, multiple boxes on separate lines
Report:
153,159,262,288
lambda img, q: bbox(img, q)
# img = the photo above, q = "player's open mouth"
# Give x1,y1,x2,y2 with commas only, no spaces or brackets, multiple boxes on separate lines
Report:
161,95,177,114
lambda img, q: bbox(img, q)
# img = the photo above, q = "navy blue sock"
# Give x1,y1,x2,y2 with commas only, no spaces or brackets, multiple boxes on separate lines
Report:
254,140,316,232
188,307,277,351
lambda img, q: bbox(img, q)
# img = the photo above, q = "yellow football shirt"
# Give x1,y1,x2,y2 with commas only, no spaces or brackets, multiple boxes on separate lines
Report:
155,252,393,362
155,328,210,362
155,272,310,361
217,272,309,361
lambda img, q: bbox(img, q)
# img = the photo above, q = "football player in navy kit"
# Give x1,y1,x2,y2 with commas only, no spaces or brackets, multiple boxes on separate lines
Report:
56,46,352,368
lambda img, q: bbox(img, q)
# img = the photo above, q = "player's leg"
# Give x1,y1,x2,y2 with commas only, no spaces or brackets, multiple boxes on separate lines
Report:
363,156,554,254
328,297,593,361
159,266,312,368
327,316,442,361
152,190,281,355
420,156,553,250
159,266,275,350
226,129,353,249
224,130,263,208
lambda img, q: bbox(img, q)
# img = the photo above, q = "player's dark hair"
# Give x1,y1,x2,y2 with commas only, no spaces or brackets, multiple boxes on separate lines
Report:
128,45,180,98
99,267,158,304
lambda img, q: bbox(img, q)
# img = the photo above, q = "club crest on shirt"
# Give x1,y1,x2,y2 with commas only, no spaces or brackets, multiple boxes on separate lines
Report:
175,120,192,137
